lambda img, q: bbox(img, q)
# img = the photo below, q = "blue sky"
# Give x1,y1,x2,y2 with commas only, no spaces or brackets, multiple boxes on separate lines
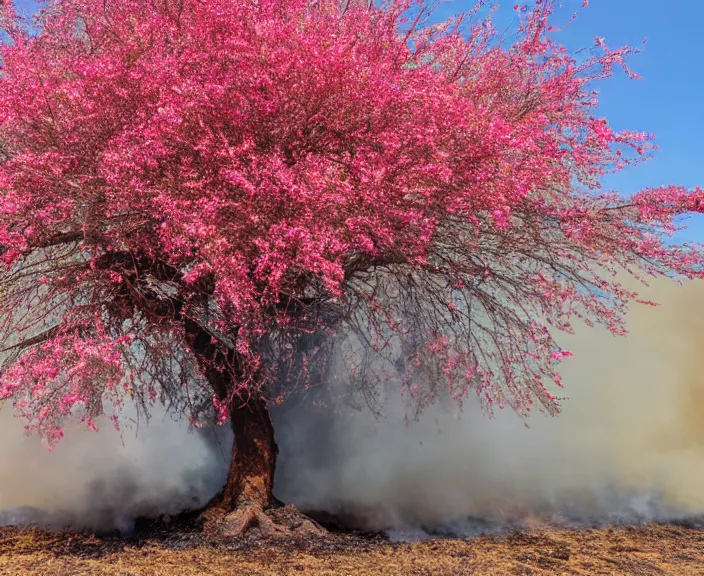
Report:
431,0,704,243
11,0,704,241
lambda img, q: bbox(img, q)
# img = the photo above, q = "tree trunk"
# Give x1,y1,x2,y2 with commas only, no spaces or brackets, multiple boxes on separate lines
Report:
221,396,279,511
184,321,323,538
182,320,279,513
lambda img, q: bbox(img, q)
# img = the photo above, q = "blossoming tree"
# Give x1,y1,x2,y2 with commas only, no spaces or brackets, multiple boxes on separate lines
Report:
0,0,702,535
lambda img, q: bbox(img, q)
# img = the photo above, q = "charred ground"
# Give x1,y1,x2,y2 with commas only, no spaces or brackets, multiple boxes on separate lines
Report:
1,510,704,575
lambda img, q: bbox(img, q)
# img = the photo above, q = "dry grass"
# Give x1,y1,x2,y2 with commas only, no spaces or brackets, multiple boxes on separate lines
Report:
0,521,703,575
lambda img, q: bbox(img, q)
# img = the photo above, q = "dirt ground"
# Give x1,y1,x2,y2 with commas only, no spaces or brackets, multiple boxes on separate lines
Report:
0,520,703,576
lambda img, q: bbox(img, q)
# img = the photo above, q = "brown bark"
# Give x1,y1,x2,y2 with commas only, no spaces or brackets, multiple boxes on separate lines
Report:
221,396,279,511
182,320,278,512
184,320,323,539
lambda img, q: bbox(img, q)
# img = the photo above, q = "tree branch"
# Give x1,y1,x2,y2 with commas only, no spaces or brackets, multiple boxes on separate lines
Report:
0,324,61,355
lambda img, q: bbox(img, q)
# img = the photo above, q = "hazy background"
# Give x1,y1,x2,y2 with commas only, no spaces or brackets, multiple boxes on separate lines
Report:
276,276,704,533
0,276,703,535
0,404,230,532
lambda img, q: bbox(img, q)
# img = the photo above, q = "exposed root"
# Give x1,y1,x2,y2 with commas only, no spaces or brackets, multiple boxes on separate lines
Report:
201,503,326,541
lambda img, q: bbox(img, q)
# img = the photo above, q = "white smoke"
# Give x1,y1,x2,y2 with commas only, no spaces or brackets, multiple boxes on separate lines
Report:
0,404,230,532
274,276,704,533
1,276,704,535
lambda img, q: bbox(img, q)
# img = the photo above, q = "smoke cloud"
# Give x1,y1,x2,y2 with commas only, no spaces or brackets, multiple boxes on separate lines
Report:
274,276,704,533
1,276,704,534
0,405,230,532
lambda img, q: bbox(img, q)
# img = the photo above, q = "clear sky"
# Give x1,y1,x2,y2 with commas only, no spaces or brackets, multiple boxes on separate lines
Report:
432,0,704,243
11,0,704,241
